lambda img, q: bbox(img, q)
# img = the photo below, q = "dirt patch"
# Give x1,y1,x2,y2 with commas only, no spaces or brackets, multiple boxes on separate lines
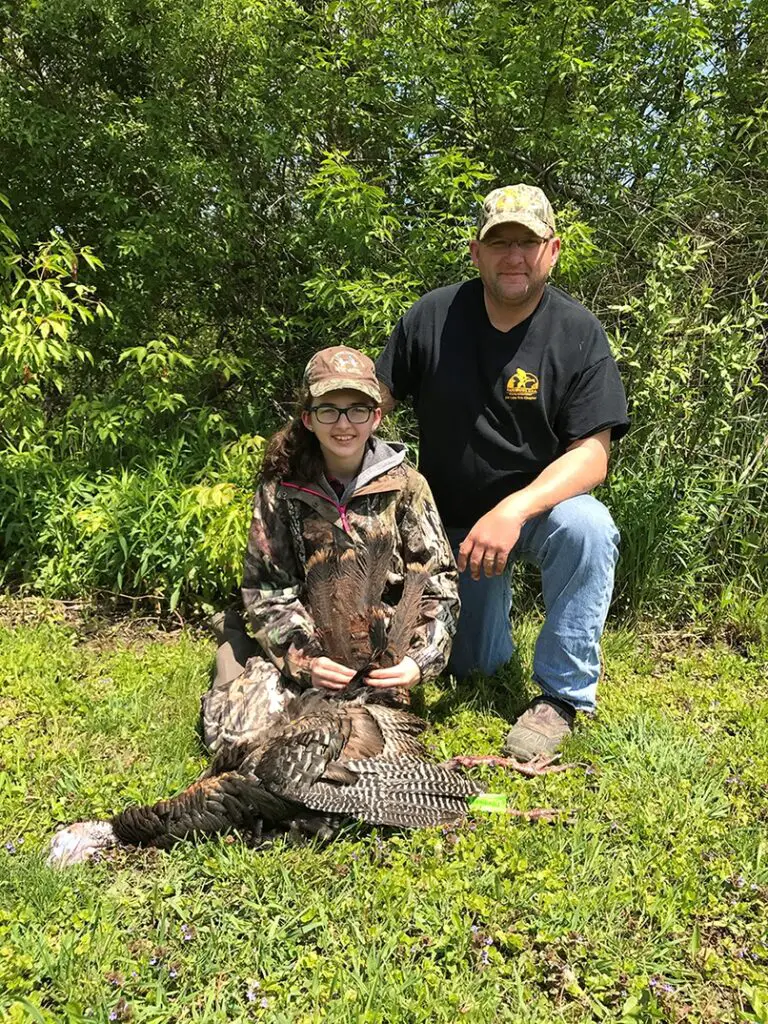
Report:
0,594,213,650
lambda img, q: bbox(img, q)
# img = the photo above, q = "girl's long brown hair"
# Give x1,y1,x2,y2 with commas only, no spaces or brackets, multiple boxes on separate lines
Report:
260,388,325,482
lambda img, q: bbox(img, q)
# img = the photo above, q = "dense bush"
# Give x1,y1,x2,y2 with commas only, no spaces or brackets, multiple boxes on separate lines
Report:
0,0,766,622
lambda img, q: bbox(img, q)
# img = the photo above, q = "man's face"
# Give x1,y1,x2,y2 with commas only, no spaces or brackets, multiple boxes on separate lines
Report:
470,223,560,308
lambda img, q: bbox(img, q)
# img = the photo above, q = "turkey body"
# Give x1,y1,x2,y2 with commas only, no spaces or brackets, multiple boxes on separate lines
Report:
48,688,482,866
48,541,478,866
117,688,481,845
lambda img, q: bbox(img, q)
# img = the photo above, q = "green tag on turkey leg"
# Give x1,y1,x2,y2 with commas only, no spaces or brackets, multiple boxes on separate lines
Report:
466,793,509,814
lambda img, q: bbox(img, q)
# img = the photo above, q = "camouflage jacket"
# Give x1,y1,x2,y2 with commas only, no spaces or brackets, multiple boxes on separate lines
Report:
242,438,459,687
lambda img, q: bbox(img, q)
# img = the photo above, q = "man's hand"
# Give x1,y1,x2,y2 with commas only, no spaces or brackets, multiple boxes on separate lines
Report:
458,500,527,580
310,656,357,691
365,656,421,689
457,431,612,581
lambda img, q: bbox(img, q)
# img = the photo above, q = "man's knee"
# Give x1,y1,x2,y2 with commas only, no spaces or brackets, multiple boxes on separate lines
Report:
545,495,619,556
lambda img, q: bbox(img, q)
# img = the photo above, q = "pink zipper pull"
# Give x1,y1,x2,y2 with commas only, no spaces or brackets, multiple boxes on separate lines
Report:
282,482,352,535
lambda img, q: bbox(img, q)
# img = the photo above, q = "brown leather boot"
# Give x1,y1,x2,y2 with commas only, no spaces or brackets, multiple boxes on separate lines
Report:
503,697,575,761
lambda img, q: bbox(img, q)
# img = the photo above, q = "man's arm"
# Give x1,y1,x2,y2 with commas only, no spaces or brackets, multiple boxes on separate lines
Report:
458,430,611,580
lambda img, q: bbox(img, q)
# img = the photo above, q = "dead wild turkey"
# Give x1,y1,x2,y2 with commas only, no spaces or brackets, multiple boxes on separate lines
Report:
48,687,493,866
48,539,566,867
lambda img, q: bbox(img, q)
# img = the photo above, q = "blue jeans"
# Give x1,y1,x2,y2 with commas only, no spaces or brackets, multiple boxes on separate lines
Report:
446,495,619,712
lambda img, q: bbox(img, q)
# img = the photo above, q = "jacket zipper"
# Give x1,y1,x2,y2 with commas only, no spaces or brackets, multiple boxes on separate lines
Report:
281,482,351,534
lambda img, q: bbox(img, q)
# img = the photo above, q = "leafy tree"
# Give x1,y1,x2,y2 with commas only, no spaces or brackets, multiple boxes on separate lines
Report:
0,0,765,621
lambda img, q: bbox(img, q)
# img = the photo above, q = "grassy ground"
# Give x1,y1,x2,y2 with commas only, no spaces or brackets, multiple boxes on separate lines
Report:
1,603,767,1024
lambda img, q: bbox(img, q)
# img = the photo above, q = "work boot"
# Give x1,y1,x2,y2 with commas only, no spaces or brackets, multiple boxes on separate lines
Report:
503,696,576,761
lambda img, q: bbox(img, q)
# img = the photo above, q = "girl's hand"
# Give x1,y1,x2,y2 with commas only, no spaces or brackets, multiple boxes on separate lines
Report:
364,656,421,689
310,656,357,691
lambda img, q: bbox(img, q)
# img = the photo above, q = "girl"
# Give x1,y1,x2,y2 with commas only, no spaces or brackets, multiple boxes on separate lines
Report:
202,345,459,754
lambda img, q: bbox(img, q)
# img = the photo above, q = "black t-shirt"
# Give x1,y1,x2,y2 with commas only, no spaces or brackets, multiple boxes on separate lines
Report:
376,279,629,529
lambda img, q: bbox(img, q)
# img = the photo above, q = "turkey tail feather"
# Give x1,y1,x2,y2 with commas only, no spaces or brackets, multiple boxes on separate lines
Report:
381,563,430,667
335,548,369,614
362,529,392,610
306,549,353,666
367,605,388,661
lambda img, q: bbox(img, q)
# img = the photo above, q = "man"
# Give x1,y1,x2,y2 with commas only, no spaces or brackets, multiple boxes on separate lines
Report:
376,184,629,760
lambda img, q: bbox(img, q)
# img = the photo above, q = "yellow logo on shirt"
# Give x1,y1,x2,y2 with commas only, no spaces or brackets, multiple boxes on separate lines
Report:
505,368,539,400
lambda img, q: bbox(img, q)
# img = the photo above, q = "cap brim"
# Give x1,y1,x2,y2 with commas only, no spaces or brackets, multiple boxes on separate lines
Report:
478,211,552,241
309,378,382,403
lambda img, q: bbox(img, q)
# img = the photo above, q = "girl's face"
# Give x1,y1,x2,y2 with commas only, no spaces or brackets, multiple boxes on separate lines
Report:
301,388,382,467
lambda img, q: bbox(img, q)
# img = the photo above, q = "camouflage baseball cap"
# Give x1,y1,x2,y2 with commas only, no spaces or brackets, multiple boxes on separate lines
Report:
303,346,382,403
477,184,556,241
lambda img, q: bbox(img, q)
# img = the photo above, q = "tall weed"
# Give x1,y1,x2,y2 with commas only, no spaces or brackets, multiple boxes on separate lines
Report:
0,436,263,612
0,194,766,625
605,237,768,618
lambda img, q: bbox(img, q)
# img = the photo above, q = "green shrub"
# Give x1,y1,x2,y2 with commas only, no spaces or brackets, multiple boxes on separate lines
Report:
0,436,263,612
0,0,766,626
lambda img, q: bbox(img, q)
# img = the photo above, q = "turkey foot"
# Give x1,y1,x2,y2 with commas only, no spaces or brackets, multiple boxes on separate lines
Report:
440,753,574,777
505,806,568,822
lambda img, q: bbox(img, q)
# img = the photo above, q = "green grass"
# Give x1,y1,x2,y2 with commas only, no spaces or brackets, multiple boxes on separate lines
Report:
1,605,767,1023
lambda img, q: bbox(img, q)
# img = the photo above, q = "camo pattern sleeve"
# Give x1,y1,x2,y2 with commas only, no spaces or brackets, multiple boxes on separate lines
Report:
396,468,459,681
241,481,320,688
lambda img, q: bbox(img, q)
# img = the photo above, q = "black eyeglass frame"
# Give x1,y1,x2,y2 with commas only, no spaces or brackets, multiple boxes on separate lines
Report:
308,403,377,424
481,233,555,252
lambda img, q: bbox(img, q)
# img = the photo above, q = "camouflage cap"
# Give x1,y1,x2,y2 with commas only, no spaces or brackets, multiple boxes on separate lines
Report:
477,184,556,241
303,346,382,403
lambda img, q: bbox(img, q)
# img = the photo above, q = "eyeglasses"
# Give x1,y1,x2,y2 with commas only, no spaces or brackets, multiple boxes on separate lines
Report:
483,236,552,254
309,404,376,424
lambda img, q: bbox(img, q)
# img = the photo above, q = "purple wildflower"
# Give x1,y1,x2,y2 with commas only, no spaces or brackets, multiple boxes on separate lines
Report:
650,977,675,994
5,841,15,855
260,996,269,1009
180,922,196,942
